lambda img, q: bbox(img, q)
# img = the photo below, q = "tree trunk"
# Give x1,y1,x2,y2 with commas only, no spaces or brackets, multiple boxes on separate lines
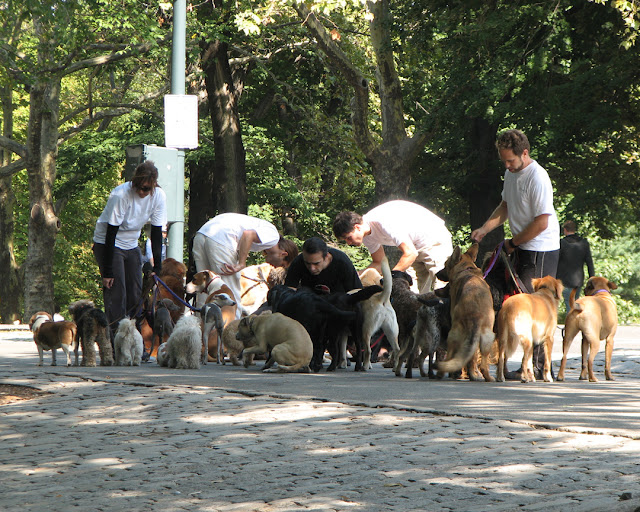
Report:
187,154,217,242
0,83,22,323
466,117,503,261
294,0,427,204
23,80,61,321
201,40,247,214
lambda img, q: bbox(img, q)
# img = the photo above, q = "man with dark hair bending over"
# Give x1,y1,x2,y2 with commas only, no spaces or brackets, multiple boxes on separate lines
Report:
284,236,362,294
333,200,453,293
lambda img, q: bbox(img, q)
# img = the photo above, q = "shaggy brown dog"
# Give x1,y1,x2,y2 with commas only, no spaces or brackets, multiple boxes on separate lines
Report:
68,300,114,367
557,276,618,382
496,275,563,383
437,244,495,381
29,312,77,367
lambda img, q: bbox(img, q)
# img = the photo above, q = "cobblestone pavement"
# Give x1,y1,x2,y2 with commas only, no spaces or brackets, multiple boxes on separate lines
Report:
2,328,640,512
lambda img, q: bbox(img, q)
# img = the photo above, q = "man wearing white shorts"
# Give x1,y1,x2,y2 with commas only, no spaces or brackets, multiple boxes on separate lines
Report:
333,200,453,293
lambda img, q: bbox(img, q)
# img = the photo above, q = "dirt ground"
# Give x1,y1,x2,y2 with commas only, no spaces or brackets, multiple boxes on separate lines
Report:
0,384,49,406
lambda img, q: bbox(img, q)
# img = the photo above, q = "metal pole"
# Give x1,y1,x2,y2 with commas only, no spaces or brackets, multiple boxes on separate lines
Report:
166,0,187,261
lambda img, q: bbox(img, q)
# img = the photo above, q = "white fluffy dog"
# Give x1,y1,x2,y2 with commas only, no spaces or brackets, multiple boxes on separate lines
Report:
113,318,144,366
165,314,202,369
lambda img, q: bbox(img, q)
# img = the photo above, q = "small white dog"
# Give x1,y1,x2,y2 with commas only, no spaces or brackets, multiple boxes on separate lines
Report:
113,318,144,366
165,314,202,369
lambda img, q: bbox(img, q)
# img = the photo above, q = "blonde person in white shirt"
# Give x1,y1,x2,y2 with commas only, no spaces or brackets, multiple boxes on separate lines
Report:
93,161,167,337
333,200,453,293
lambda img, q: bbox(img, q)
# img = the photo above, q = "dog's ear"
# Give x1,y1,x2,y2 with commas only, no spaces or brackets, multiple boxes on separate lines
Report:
449,246,462,265
531,277,542,292
466,243,479,261
608,280,618,291
555,278,564,300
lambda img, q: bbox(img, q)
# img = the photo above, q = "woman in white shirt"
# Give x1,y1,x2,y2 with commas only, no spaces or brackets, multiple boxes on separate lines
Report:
92,161,167,337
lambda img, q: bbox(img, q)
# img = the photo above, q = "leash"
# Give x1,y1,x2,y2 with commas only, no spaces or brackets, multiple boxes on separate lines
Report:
153,275,200,313
483,241,504,279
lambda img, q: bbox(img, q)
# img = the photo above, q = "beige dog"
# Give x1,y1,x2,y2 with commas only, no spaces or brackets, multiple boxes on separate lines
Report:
437,244,495,381
557,276,618,382
29,312,77,367
236,313,313,372
496,275,563,383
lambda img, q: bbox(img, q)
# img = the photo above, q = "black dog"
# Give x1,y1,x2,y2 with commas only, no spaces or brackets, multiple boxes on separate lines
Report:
267,285,356,372
323,285,383,371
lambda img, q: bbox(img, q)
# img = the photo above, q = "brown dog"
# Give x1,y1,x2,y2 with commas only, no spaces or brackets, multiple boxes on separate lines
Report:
437,243,495,381
496,276,563,383
557,276,618,382
29,312,77,367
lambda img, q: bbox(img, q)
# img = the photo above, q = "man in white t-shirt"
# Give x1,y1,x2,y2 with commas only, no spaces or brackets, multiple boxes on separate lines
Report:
93,160,167,338
471,129,560,379
192,213,297,316
332,200,453,293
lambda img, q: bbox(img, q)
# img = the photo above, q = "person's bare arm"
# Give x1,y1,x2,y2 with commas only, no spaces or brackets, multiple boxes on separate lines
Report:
471,201,508,242
392,242,419,271
220,229,260,275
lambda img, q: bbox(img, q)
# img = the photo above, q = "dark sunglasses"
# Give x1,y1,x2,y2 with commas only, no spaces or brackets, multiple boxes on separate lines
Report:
138,185,152,192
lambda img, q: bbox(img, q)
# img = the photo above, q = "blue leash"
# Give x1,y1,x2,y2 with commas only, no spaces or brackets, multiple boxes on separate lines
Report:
153,274,200,312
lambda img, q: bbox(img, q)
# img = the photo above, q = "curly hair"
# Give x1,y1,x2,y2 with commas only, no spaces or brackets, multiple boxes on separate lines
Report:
496,129,530,156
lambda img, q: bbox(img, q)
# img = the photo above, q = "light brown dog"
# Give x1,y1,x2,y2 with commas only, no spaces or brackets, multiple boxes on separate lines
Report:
239,263,273,314
29,312,77,367
236,312,313,372
496,275,563,383
557,276,618,382
437,243,495,381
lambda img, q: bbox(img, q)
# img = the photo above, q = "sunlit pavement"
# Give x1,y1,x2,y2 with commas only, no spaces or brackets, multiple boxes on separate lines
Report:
2,325,640,512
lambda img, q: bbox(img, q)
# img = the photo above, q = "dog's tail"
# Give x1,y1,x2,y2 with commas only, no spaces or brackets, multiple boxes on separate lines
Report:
568,288,584,312
381,255,392,305
437,325,479,373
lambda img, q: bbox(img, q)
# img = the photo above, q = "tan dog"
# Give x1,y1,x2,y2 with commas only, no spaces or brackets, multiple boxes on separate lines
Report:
29,312,77,367
236,313,313,372
496,276,563,383
557,276,618,382
239,263,273,314
437,243,495,381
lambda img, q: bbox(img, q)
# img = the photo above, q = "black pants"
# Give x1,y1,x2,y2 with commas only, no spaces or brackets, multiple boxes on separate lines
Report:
93,243,143,339
514,248,560,374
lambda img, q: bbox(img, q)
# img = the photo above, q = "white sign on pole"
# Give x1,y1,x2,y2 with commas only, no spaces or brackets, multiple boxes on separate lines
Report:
164,94,198,149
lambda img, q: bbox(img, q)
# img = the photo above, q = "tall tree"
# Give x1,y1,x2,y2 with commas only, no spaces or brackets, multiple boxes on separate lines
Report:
291,0,429,202
0,0,169,319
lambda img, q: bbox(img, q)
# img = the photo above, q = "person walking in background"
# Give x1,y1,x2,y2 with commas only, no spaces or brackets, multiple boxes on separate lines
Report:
93,160,167,338
556,220,595,312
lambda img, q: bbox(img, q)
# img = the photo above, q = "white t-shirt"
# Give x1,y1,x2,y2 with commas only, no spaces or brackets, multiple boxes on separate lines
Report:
197,213,279,251
502,160,560,251
93,182,167,250
362,200,452,255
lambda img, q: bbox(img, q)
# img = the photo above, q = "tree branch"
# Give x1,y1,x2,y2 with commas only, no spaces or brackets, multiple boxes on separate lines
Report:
0,157,26,178
292,2,377,159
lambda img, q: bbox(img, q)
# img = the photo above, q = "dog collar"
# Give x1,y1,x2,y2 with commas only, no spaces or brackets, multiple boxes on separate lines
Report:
205,274,220,290
593,288,611,295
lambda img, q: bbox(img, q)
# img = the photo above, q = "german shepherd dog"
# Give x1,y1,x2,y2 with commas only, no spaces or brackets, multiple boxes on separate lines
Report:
436,244,495,381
